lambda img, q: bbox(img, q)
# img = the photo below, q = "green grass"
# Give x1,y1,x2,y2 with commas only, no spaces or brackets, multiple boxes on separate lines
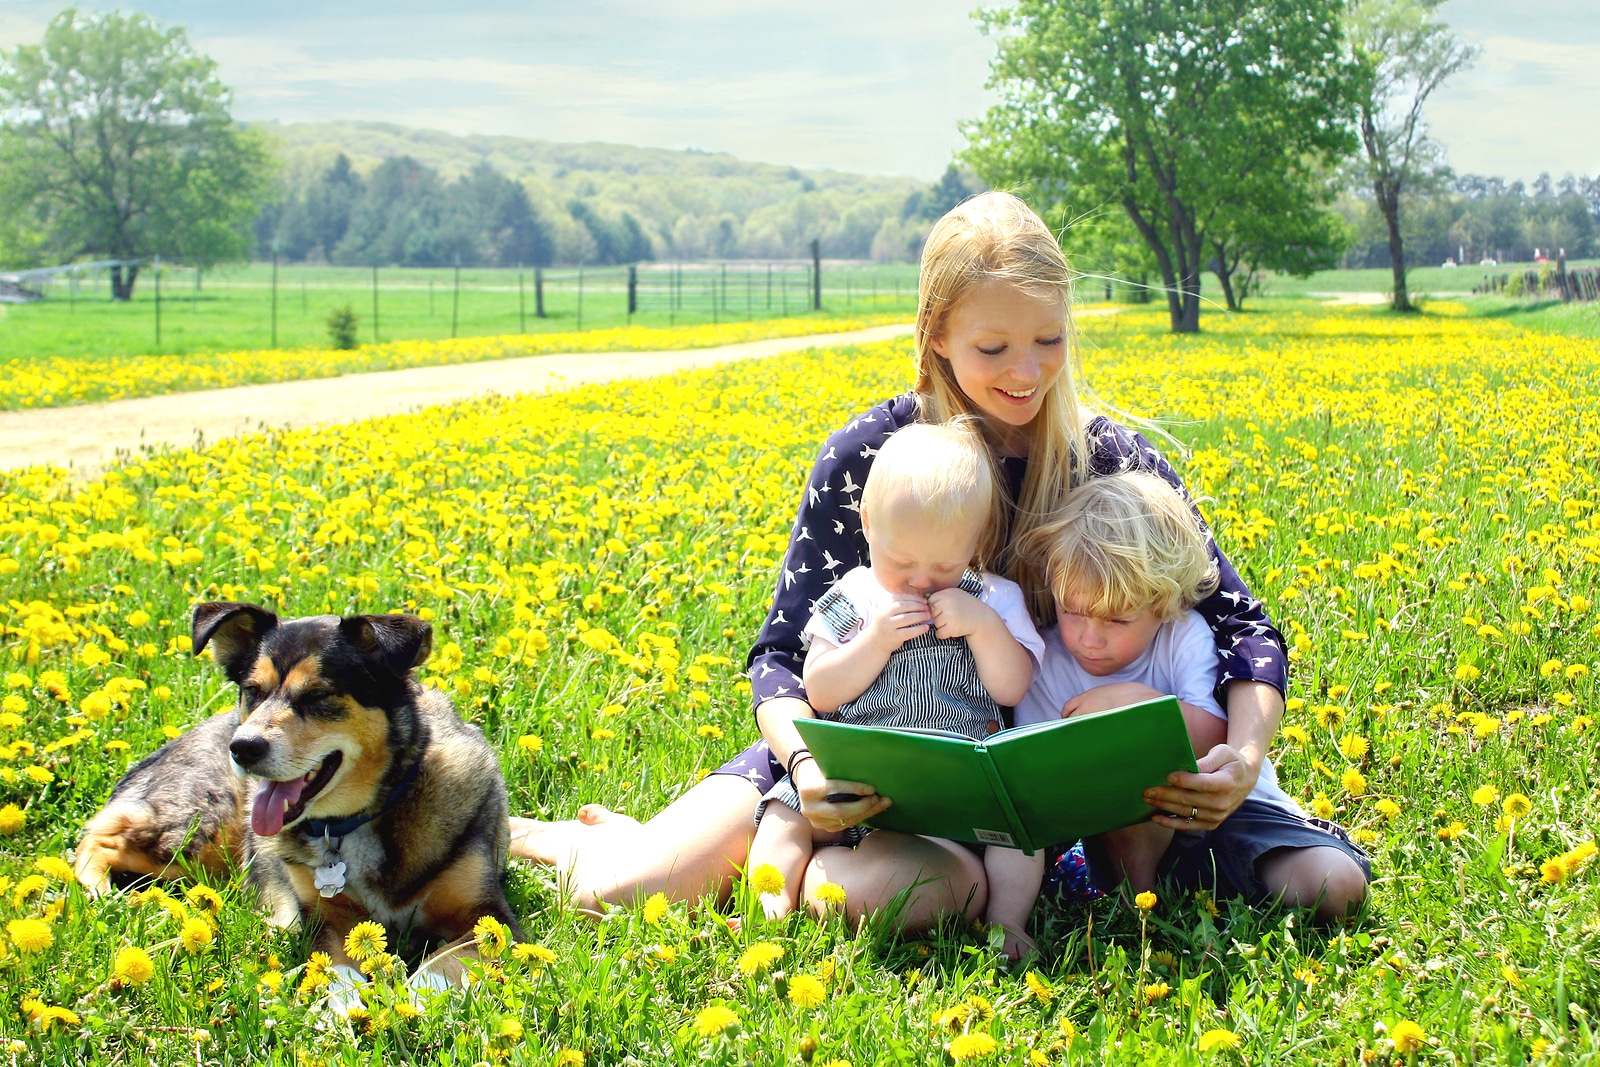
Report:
0,262,921,364
0,304,1598,1065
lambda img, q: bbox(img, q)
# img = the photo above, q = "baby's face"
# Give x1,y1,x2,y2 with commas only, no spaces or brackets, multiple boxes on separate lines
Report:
863,501,980,596
1054,592,1164,676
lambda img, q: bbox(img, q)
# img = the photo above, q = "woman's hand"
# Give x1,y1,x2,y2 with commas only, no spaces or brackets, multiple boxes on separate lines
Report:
1143,743,1259,831
793,756,891,833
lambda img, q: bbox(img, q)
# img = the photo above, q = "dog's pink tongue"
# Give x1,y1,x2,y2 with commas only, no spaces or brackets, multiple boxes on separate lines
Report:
251,777,309,837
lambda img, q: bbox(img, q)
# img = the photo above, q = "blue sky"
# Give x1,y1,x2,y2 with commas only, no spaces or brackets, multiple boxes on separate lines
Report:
0,0,1592,182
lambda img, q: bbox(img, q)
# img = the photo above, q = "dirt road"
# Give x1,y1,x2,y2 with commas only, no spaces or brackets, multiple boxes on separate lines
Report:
0,323,915,475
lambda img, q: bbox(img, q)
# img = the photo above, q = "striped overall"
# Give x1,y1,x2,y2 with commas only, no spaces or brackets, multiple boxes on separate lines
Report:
755,570,1005,840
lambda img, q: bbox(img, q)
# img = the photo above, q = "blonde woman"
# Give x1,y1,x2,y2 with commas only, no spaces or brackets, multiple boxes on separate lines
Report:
514,191,1300,932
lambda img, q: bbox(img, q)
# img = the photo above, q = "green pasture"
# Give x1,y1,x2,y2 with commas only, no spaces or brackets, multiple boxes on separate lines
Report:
0,262,922,364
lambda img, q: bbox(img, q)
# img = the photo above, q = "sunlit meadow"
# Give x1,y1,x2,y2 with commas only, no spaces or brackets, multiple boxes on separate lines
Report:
0,305,1596,1064
0,313,906,411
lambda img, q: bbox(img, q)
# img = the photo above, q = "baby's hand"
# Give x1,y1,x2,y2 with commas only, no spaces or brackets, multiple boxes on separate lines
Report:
865,594,932,651
1060,682,1165,718
926,587,997,640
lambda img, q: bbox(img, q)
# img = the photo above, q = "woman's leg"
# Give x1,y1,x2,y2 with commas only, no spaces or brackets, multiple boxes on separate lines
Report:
510,774,760,911
802,831,988,931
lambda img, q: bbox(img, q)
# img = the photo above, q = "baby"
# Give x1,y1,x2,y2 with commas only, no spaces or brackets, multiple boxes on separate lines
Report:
747,421,1047,957
1015,471,1236,895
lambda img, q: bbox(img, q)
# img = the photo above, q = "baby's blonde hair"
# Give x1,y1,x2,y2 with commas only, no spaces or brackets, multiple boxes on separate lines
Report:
1019,472,1219,622
912,190,1092,620
862,421,997,565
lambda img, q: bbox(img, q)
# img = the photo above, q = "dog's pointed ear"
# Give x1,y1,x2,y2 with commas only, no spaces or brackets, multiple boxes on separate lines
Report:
192,603,279,683
340,614,433,680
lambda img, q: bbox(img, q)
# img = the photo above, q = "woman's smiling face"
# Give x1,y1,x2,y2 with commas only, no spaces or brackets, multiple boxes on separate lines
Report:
931,280,1067,436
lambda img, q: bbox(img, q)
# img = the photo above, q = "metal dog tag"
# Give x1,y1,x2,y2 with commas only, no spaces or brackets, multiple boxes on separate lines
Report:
314,857,347,898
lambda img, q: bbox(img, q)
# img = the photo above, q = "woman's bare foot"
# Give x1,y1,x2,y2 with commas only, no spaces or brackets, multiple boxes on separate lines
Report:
508,808,647,865
577,804,641,829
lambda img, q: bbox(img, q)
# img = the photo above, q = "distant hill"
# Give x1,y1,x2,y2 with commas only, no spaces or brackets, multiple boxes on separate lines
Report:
252,121,968,265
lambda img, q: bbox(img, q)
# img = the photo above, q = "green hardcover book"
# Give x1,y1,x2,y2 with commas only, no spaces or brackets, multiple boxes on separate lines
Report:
792,696,1199,854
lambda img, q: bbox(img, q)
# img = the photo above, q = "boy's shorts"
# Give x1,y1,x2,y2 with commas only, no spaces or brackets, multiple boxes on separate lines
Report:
1054,797,1372,905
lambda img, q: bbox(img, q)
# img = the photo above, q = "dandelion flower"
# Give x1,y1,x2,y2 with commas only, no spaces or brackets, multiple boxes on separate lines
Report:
344,920,387,961
1471,785,1499,807
180,917,214,954
1375,798,1401,820
1198,1028,1242,1052
787,974,826,1009
474,915,510,960
512,942,557,967
694,1004,740,1038
0,804,28,835
556,1051,585,1066
517,735,543,754
1454,663,1481,682
749,864,786,896
7,917,53,953
1337,733,1369,760
35,1005,79,1031
34,856,73,882
642,891,669,925
737,941,784,976
1144,981,1171,1001
496,1017,524,1042
113,945,155,985
1341,768,1368,796
1134,891,1157,910
1391,1019,1426,1054
814,881,847,909
1024,970,1054,1003
1503,793,1532,818
947,1032,998,1060
185,884,224,914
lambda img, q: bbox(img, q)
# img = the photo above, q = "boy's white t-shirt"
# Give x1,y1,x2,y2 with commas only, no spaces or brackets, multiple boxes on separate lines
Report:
1014,609,1301,816
804,566,1047,668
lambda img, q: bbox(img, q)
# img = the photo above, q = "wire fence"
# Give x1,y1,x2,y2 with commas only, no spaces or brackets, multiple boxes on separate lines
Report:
2,258,921,358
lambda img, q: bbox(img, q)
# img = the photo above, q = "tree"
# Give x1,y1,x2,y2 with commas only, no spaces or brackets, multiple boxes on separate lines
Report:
0,9,275,298
1209,164,1348,309
1346,0,1475,310
964,0,1357,332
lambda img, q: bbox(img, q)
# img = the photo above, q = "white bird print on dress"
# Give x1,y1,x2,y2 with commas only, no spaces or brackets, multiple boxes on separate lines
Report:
822,550,844,573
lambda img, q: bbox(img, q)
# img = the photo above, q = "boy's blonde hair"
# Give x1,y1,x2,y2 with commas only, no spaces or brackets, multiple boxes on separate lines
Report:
1019,472,1219,622
912,190,1092,619
862,421,997,564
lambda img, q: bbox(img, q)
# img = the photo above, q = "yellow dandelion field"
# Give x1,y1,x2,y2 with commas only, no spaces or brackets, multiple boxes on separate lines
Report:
0,305,1596,1062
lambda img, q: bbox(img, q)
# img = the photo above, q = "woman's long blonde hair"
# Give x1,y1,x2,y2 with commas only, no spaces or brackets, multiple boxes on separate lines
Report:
913,190,1091,622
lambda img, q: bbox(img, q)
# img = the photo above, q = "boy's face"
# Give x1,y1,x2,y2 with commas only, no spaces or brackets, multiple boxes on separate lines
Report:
862,500,980,596
1054,592,1164,676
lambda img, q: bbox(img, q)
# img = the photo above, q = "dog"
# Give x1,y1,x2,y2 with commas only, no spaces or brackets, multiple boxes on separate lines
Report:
74,602,523,989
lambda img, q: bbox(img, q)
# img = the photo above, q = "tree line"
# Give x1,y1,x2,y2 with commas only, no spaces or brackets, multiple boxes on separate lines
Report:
4,5,1595,325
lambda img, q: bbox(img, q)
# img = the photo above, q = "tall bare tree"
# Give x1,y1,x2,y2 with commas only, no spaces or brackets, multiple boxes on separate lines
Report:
1346,0,1476,311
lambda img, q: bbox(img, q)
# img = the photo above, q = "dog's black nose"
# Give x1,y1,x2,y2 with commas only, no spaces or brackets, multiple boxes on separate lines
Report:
230,735,269,767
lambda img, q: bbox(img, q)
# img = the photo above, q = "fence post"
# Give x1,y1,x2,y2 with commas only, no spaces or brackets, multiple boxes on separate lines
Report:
535,267,545,318
372,264,380,343
1557,252,1571,303
271,247,279,348
628,264,638,320
519,264,527,333
811,239,821,311
154,255,162,346
577,266,584,331
451,256,461,338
